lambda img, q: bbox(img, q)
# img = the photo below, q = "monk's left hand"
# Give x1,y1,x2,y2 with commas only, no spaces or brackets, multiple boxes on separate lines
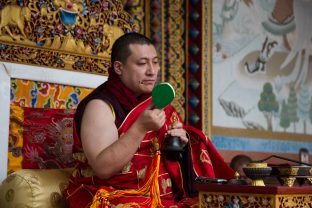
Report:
166,122,188,147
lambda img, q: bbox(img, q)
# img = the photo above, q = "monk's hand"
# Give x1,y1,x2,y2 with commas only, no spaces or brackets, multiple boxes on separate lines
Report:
137,103,166,132
166,122,188,147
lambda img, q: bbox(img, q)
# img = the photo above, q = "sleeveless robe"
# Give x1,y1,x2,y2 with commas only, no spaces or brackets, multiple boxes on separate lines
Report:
64,68,235,208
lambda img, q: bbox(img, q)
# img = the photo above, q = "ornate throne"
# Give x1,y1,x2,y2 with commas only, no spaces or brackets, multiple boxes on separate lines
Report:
0,1,142,207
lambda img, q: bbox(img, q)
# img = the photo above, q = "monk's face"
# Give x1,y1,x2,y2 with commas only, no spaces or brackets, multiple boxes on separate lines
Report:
116,44,159,95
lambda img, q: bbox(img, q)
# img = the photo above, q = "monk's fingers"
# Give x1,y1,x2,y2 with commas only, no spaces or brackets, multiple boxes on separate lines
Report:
168,121,183,130
167,128,188,144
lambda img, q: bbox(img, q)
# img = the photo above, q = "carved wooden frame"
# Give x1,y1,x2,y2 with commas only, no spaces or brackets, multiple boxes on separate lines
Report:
0,0,147,76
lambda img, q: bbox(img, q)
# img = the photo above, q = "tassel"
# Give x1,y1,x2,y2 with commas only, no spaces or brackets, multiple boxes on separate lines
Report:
90,151,163,208
148,151,162,207
90,190,110,208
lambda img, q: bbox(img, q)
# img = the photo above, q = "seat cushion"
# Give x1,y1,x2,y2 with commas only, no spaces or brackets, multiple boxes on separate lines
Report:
0,168,72,208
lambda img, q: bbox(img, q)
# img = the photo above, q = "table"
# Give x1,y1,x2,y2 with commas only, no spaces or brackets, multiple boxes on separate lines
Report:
196,183,312,208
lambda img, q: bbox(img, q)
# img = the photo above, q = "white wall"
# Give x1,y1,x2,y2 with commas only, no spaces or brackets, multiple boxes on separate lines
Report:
0,62,106,182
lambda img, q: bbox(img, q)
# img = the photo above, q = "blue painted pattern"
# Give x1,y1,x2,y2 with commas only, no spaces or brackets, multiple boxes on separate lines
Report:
212,135,312,154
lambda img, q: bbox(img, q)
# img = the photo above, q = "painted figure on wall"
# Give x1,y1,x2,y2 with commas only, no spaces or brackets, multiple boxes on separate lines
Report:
212,0,312,136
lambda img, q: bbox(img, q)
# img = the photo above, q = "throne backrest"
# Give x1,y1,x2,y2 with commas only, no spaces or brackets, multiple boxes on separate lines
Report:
0,0,137,182
0,62,107,181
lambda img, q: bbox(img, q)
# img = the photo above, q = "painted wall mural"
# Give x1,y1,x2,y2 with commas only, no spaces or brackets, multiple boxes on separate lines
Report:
211,0,312,139
201,0,312,162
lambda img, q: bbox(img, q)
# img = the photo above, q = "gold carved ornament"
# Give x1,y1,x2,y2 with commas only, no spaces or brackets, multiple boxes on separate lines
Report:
0,0,139,75
200,193,274,207
166,1,185,120
200,192,312,207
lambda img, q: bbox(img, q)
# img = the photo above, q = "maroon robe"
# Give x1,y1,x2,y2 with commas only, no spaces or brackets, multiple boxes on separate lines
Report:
64,68,235,207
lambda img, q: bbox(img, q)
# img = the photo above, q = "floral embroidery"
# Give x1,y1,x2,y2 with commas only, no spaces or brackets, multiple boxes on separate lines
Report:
161,178,172,194
81,166,95,177
137,166,147,180
72,152,87,163
121,161,132,174
170,112,180,125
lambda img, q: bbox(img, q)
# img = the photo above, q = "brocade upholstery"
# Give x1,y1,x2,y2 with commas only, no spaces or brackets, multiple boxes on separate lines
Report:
3,78,93,207
9,78,92,174
0,168,72,208
22,107,75,169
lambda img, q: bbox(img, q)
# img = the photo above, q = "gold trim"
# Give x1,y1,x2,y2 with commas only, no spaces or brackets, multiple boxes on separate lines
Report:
208,1,212,137
202,0,212,136
185,0,190,122
145,0,150,38
201,0,205,133
161,1,165,82
108,103,116,122
167,1,185,120
0,42,110,75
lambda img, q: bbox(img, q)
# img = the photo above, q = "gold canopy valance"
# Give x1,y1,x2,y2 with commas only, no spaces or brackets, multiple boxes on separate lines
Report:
0,0,143,75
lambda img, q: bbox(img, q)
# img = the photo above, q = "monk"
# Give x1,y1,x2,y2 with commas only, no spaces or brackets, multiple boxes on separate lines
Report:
64,32,235,208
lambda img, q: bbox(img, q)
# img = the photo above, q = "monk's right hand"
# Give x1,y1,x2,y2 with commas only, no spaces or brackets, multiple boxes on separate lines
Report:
136,103,166,132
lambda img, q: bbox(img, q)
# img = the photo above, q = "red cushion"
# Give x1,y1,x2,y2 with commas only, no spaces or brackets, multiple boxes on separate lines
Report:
22,107,76,169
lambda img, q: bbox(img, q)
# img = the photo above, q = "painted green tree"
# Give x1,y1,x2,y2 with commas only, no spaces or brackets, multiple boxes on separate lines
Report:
280,100,290,132
287,83,299,132
298,84,310,133
258,82,279,131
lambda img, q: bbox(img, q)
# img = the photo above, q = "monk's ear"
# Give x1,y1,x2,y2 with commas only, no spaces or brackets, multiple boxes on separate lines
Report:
113,61,123,75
